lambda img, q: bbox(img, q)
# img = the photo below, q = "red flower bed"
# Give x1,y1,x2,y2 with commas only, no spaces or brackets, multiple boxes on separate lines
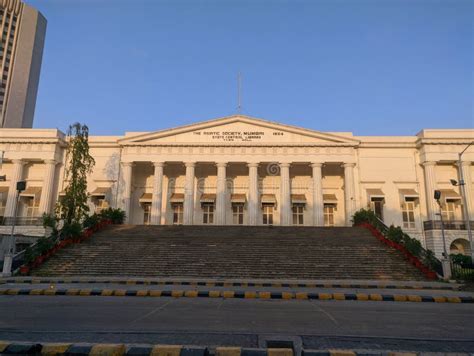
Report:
357,222,437,280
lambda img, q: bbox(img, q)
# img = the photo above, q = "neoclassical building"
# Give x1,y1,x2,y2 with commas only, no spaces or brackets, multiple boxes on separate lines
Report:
0,115,472,258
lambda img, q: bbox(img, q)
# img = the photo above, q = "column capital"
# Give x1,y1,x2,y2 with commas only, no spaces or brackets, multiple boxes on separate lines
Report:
184,162,196,168
153,161,165,168
247,162,259,168
422,161,436,167
458,160,472,168
279,162,291,168
44,159,57,165
342,162,356,168
311,162,323,168
216,162,228,168
11,159,26,165
122,161,134,167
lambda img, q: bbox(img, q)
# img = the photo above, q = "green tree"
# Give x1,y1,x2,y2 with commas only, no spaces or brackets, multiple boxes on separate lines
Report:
58,123,95,225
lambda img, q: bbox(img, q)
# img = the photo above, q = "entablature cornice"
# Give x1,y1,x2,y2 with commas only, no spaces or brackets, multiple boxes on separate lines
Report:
358,142,417,149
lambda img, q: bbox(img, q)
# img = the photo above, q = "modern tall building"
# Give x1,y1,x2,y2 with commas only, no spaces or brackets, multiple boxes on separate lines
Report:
0,0,46,128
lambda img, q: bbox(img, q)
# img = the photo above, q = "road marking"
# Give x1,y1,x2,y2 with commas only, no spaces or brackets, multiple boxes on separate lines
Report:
130,300,173,325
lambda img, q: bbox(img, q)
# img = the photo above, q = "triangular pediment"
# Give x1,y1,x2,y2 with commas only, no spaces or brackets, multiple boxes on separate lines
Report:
119,115,359,146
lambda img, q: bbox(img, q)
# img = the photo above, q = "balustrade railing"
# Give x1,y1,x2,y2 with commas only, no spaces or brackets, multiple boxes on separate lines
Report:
0,216,43,226
423,220,474,231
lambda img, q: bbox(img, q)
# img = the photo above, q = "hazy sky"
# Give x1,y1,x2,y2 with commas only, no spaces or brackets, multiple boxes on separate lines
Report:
28,0,473,136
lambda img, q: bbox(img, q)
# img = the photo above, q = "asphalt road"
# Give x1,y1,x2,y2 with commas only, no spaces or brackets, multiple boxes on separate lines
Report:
0,296,473,352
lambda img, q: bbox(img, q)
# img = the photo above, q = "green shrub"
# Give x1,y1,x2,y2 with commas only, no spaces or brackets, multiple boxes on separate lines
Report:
450,254,472,266
61,221,83,239
24,246,38,264
404,236,422,257
42,213,57,229
387,226,404,243
36,237,54,255
100,208,126,224
83,213,100,229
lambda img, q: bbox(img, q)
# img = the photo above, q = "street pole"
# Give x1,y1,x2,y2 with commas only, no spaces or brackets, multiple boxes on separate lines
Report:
435,190,451,279
457,142,473,260
1,191,20,277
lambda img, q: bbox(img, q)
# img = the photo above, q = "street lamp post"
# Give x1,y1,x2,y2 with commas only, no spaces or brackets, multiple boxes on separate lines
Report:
1,180,26,277
452,142,474,260
435,190,451,279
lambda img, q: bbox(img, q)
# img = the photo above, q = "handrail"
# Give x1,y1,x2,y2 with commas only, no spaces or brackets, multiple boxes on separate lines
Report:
366,215,444,277
424,220,474,231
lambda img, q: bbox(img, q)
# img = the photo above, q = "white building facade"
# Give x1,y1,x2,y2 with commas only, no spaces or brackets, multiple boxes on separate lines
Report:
0,115,472,258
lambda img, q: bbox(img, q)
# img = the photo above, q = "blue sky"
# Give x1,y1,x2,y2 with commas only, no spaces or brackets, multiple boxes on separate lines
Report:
28,0,473,136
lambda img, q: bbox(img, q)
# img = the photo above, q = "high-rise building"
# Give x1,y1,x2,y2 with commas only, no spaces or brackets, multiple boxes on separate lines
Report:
0,0,46,128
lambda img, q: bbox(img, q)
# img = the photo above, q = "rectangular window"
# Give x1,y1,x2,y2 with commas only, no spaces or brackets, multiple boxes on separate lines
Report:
202,203,214,224
324,204,335,226
292,204,304,225
143,203,151,225
442,201,456,221
173,204,183,225
370,198,384,221
262,204,274,225
232,204,244,225
94,198,109,214
402,200,416,229
25,198,39,217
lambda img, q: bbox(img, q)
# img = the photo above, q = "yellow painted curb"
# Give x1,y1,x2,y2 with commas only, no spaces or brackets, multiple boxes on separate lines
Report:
41,343,72,356
215,346,241,356
206,282,215,287
126,281,136,285
0,290,6,295
6,289,19,295
79,289,92,296
101,289,114,296
369,294,383,301
388,353,417,356
394,295,407,302
268,348,293,356
295,292,308,300
44,289,56,296
136,290,149,297
66,289,79,296
171,291,184,298
434,296,447,303
258,292,271,299
209,290,221,298
356,294,369,301
90,343,126,356
29,289,44,295
329,350,356,356
447,296,461,303
31,279,41,284
272,283,282,288
244,291,257,299
184,290,198,298
149,290,162,297
0,341,9,353
113,290,127,297
333,293,345,301
150,345,182,356
319,293,332,300
407,295,422,302
282,292,293,300
223,291,235,298
223,282,233,287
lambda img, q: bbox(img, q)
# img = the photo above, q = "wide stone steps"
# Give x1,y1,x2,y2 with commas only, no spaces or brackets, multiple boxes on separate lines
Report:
32,225,428,280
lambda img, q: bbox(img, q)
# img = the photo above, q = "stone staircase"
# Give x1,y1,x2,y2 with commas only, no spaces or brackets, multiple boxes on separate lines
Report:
32,225,428,280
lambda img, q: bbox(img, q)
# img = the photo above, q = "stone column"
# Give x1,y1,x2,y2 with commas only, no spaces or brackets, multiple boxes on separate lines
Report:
248,163,259,226
151,162,164,225
216,162,227,225
183,162,195,225
343,163,356,226
422,161,437,221
121,162,134,224
4,159,25,217
38,160,57,215
311,162,324,226
459,161,473,221
280,162,291,226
